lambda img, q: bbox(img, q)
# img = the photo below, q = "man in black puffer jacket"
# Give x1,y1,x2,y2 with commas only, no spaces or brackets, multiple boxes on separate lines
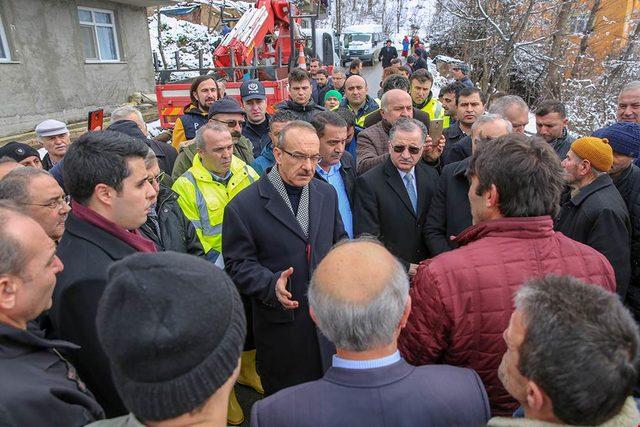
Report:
141,151,204,257
276,68,325,122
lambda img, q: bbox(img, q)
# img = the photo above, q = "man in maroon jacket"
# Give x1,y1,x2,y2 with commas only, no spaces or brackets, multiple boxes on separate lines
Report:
399,133,616,416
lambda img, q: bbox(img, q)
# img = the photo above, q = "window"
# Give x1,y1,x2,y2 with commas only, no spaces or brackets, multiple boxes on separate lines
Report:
78,7,120,61
0,16,10,61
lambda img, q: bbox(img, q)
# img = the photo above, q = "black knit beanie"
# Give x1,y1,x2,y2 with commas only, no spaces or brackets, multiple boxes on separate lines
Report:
97,251,246,421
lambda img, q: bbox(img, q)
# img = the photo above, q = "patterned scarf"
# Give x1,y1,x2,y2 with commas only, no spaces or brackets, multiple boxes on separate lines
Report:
267,166,310,238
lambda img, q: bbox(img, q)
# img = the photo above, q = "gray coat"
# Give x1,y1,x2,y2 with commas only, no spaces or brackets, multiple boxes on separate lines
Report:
251,359,491,427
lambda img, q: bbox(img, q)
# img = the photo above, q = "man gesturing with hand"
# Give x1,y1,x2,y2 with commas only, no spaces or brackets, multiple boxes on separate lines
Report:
223,120,347,395
275,267,298,309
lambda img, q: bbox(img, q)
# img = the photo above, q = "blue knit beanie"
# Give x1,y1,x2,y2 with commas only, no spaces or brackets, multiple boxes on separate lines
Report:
592,122,640,158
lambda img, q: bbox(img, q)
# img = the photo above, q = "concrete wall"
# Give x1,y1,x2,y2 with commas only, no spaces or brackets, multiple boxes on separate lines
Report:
0,0,156,137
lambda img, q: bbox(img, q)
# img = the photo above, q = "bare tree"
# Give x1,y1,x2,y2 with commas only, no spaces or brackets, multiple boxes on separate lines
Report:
156,7,168,69
544,0,575,99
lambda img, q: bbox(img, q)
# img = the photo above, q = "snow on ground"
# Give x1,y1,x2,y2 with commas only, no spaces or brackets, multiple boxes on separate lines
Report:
148,13,220,81
146,119,163,137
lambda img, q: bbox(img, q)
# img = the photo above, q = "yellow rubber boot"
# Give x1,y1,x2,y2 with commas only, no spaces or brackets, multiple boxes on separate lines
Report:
227,387,244,426
237,349,264,394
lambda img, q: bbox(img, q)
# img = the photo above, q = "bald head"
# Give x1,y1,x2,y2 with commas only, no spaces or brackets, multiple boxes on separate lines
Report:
308,239,410,352
380,89,413,124
313,240,398,303
344,75,368,110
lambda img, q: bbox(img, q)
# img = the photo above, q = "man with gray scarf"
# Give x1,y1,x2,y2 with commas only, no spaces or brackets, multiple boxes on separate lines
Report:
222,120,347,395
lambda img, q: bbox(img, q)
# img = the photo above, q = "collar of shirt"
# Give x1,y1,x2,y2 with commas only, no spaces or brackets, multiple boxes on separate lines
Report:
397,166,416,181
316,162,342,178
210,170,232,183
332,351,401,370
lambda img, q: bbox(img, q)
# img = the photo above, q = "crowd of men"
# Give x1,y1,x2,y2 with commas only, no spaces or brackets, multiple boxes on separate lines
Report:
0,49,640,427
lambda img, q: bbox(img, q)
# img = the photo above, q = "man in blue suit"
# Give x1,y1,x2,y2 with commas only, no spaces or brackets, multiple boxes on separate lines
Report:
251,238,491,427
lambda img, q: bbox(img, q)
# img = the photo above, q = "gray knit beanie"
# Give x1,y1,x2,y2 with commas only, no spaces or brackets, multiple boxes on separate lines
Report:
97,251,246,421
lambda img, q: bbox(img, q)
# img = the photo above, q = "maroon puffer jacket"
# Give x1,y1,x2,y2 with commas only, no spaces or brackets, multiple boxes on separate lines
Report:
398,216,616,416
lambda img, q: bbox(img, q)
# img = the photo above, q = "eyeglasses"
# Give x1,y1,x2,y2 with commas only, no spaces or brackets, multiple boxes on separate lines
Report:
211,118,245,128
391,144,421,155
21,195,71,210
147,171,166,185
281,148,322,163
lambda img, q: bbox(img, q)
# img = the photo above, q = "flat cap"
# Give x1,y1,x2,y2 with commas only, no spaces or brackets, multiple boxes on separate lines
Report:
35,119,69,137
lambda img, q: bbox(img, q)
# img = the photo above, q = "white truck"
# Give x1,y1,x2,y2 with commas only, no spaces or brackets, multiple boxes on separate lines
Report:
340,24,384,66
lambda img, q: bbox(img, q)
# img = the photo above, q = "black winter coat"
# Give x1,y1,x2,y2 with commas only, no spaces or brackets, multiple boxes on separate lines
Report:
378,46,398,68
354,158,439,268
442,121,467,166
424,157,472,256
548,128,574,160
139,186,204,256
243,114,271,158
275,100,325,122
555,174,631,297
223,176,346,395
443,135,472,165
0,323,104,426
613,164,640,316
48,213,140,417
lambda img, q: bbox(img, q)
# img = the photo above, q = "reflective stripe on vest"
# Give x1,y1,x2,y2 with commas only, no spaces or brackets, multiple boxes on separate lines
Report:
245,166,255,184
183,171,223,237
434,102,443,119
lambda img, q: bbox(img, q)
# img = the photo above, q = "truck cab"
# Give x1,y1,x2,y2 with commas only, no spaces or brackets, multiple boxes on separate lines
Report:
300,27,340,67
340,24,383,66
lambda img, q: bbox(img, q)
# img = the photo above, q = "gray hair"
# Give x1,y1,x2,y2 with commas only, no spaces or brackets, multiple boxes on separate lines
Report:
380,90,395,111
514,275,639,425
620,80,640,94
308,238,409,351
110,105,144,123
471,113,513,133
0,201,26,277
0,167,52,206
389,117,427,144
488,95,529,116
144,147,157,169
332,68,346,76
277,120,317,149
194,122,232,151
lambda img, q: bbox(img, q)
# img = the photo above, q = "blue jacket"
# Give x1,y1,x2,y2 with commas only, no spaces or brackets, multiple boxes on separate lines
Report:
340,96,380,126
251,142,275,176
251,358,490,427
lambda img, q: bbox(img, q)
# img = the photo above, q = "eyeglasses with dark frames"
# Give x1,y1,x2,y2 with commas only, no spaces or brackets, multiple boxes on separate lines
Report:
391,144,421,155
281,148,322,163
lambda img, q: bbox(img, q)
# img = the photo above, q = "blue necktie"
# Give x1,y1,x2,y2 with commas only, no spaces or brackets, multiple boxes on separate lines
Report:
404,173,417,213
